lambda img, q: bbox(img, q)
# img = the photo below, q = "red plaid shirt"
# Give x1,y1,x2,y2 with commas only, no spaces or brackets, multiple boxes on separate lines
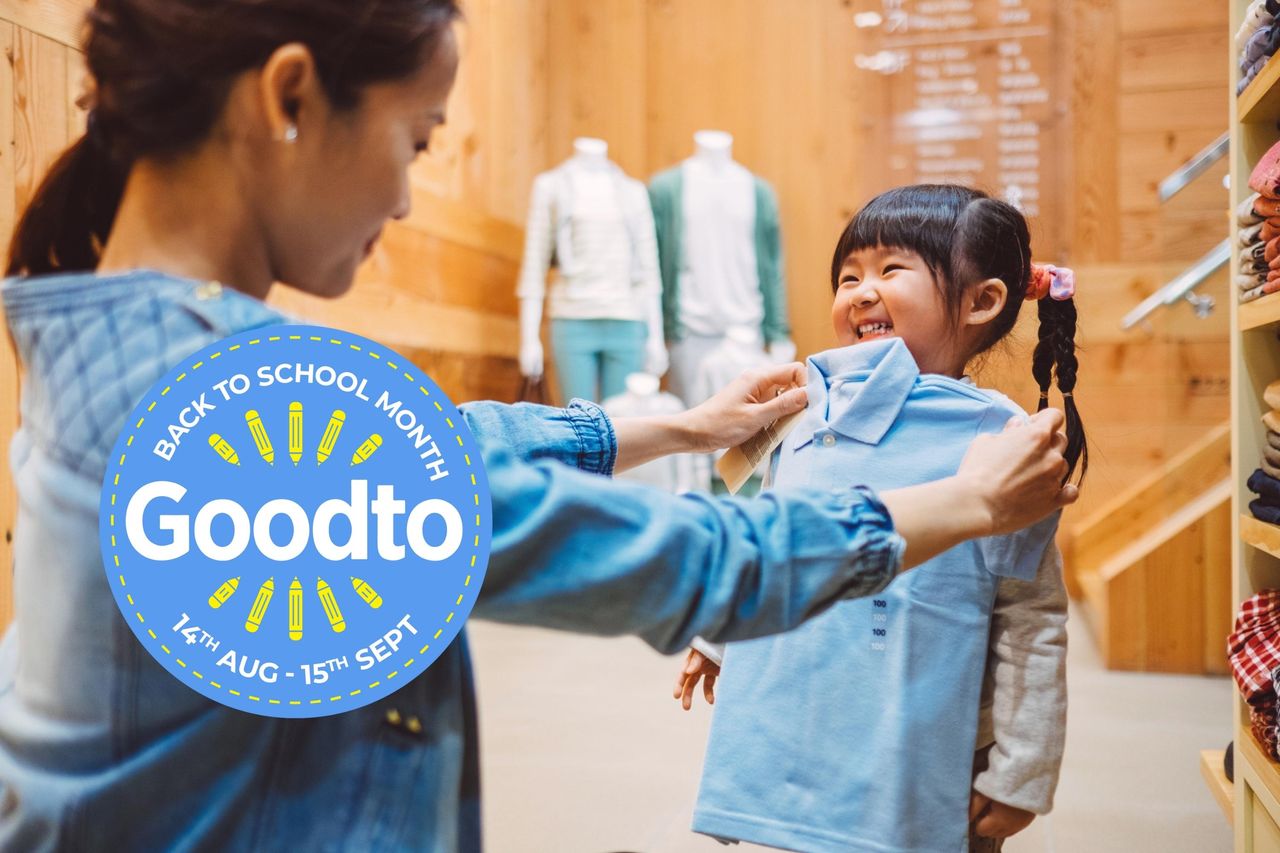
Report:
1229,589,1280,705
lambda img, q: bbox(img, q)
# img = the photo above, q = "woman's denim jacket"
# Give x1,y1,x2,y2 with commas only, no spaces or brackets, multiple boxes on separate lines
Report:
0,271,902,851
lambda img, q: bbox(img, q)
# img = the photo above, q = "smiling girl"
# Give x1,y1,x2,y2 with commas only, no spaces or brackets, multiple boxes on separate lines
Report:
676,184,1085,853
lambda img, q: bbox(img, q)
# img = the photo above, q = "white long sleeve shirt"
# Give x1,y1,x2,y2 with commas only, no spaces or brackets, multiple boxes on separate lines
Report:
678,158,764,337
517,162,662,323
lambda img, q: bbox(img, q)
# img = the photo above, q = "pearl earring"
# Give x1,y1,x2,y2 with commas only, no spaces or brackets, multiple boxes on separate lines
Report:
282,123,298,144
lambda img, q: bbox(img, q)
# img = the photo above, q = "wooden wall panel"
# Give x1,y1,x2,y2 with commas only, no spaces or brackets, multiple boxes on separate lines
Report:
1066,0,1120,264
1,22,82,630
1116,0,1224,35
1119,28,1228,93
0,20,15,633
0,0,86,49
547,0,647,177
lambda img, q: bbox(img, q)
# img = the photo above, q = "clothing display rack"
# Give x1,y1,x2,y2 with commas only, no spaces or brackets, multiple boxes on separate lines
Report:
1230,1,1280,847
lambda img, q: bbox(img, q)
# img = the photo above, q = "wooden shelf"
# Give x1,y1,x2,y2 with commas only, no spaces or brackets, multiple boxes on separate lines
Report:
1240,52,1280,125
1241,514,1280,559
1202,749,1234,825
1241,291,1280,331
1240,731,1280,814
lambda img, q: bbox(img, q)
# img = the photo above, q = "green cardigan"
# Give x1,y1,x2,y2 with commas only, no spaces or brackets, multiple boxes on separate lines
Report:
648,166,790,344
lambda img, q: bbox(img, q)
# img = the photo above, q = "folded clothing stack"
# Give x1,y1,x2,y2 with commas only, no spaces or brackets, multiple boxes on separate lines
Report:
1249,383,1280,520
1229,589,1280,759
1238,193,1279,303
1241,139,1280,304
1239,0,1280,93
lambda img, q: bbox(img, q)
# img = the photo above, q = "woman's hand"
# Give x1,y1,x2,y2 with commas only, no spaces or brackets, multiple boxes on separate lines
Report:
681,363,809,454
956,408,1078,537
879,408,1077,569
612,363,808,472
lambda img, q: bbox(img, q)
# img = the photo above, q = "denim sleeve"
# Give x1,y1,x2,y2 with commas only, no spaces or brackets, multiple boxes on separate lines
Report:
473,442,905,654
460,399,616,475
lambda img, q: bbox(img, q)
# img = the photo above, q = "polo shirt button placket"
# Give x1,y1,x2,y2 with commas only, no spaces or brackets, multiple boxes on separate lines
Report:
821,433,836,447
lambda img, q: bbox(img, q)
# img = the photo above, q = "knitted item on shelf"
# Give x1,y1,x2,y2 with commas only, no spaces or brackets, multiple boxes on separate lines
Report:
1250,138,1280,197
1265,380,1280,409
1266,444,1280,469
1242,280,1280,303
1251,497,1280,523
1253,703,1280,760
1255,195,1280,218
1243,221,1267,246
1241,193,1265,226
1250,467,1280,503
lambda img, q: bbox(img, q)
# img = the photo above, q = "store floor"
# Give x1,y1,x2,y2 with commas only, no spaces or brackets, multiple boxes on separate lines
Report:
470,604,1233,852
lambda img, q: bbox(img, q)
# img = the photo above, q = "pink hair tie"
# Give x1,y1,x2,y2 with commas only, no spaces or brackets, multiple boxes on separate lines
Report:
1027,263,1076,302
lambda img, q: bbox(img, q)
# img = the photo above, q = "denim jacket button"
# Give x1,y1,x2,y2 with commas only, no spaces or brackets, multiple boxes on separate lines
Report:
385,708,402,727
405,716,424,735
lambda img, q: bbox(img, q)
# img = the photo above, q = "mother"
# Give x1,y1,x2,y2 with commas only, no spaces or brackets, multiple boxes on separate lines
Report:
0,2,1075,850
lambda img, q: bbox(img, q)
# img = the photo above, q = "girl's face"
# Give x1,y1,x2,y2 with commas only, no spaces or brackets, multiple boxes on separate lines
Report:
831,245,966,376
258,29,459,298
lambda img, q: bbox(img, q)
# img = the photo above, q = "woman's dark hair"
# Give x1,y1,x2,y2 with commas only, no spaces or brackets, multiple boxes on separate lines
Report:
830,184,1087,485
7,0,461,277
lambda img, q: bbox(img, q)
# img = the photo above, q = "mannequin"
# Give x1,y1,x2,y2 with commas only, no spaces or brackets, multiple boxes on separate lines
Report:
517,138,667,404
601,372,707,493
648,131,795,408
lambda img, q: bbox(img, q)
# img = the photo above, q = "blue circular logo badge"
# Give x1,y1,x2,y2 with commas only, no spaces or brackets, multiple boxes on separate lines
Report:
98,325,492,718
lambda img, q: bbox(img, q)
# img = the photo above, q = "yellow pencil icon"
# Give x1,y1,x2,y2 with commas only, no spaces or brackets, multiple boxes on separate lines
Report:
245,577,274,633
317,578,345,633
351,576,383,609
288,402,303,465
351,434,383,467
245,410,274,465
208,576,240,609
317,409,345,465
208,433,240,466
289,577,303,641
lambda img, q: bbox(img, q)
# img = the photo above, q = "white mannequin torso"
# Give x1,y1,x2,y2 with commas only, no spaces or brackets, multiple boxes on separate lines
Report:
678,134,762,338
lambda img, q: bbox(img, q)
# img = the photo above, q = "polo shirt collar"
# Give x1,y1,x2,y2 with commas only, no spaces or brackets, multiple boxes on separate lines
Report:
792,338,920,448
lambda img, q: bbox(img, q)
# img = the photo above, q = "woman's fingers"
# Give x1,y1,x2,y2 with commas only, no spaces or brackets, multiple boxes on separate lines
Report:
757,386,808,421
958,407,1074,535
747,362,805,398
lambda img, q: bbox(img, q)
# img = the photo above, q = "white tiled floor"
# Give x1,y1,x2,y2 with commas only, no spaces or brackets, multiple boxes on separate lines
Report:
471,605,1234,852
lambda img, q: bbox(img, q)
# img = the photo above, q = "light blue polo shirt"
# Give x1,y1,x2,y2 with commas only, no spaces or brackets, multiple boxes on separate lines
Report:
693,337,1059,853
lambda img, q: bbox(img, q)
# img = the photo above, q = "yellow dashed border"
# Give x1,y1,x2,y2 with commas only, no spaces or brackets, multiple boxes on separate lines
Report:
107,330,488,707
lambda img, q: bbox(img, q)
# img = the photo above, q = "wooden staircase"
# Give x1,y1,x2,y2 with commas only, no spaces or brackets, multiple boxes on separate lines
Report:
1064,422,1231,674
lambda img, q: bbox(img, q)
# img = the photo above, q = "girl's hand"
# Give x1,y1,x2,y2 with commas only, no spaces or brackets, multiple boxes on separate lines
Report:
682,363,808,454
969,791,1035,838
672,648,720,710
